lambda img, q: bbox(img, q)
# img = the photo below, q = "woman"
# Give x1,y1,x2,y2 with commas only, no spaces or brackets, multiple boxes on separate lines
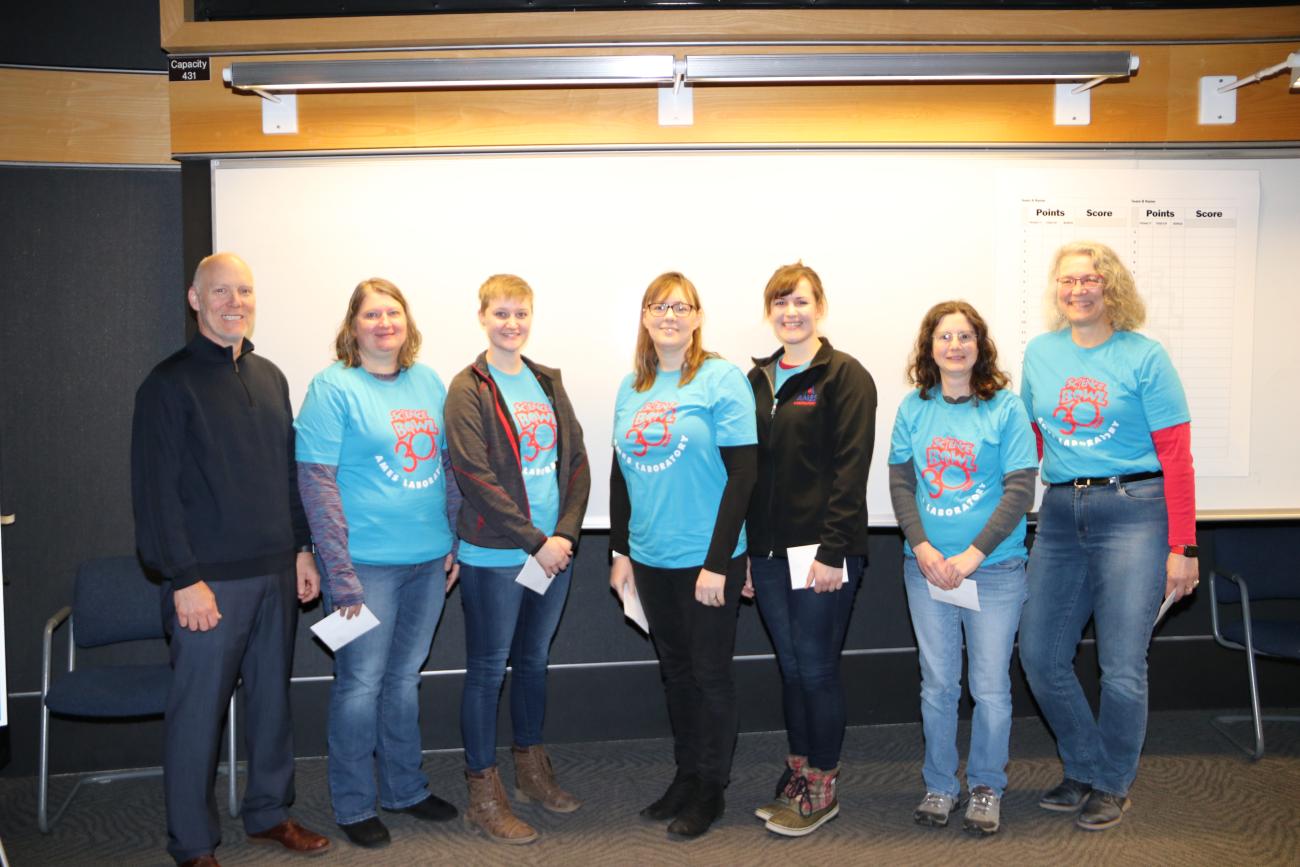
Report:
444,274,590,845
1019,241,1199,831
745,262,876,837
295,278,460,849
608,272,758,839
888,300,1037,836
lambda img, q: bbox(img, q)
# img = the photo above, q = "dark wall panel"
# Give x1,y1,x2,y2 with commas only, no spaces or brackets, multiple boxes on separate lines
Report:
0,1,165,71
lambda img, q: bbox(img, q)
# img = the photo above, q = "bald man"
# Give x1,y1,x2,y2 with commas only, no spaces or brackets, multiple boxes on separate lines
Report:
132,253,330,865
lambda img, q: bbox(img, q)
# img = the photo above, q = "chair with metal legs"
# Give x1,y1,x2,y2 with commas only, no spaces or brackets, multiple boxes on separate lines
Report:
1208,528,1300,760
38,556,240,832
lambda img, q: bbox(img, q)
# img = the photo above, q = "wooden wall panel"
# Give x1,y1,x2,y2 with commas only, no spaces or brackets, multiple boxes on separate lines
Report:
0,69,171,165
159,1,1300,52
167,42,1300,155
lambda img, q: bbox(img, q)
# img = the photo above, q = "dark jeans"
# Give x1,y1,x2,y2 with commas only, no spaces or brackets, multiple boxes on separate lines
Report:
750,555,862,770
162,571,296,864
633,554,747,786
459,561,573,772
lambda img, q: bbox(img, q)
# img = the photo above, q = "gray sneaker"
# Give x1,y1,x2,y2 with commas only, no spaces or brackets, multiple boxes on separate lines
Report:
963,785,1001,835
913,791,959,827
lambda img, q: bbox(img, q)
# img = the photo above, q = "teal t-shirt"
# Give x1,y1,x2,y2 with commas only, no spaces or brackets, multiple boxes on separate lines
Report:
889,387,1037,564
294,361,453,564
458,363,560,567
774,358,811,394
613,357,757,569
1020,329,1190,484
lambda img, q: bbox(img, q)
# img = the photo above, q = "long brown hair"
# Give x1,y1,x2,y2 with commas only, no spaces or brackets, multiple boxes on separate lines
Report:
906,300,1009,401
632,272,717,392
334,278,423,369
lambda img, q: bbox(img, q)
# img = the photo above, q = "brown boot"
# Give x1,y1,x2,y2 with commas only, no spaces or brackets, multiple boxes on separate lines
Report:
512,744,581,813
464,767,539,844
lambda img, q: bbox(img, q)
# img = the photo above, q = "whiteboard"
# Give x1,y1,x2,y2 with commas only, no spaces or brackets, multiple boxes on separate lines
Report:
212,151,1300,525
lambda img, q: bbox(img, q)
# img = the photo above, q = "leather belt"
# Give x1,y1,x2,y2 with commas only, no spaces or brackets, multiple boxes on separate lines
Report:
1050,470,1163,489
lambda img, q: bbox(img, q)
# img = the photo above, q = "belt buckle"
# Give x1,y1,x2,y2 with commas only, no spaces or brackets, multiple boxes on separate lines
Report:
1073,477,1092,489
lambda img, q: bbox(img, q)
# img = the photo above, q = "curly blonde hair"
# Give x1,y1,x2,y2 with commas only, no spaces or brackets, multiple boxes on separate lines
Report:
1046,241,1146,332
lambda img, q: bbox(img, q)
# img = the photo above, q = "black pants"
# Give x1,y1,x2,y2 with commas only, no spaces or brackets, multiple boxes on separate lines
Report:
162,570,297,863
633,554,747,786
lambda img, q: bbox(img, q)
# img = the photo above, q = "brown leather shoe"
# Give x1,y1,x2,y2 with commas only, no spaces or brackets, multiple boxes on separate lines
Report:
178,857,220,867
513,744,581,813
247,819,332,855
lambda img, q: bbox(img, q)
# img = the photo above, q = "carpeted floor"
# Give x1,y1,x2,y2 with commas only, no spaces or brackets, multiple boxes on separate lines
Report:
2,710,1297,866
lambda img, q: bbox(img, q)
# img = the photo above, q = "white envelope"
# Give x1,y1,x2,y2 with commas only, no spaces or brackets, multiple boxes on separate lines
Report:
785,544,848,590
621,582,650,634
1154,591,1179,627
515,556,553,595
310,603,380,651
928,578,981,611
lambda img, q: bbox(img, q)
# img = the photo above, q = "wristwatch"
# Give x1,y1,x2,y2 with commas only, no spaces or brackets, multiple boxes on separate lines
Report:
298,544,315,554
1170,544,1199,558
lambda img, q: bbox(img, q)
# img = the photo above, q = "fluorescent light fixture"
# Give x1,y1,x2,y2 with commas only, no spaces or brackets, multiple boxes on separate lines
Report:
684,52,1138,84
224,55,678,93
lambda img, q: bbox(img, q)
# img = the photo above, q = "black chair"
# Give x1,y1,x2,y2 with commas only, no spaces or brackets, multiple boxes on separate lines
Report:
39,556,239,832
1209,531,1300,760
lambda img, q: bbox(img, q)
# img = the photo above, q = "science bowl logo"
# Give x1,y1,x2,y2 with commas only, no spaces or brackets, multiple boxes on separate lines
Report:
626,400,678,457
390,409,439,472
514,400,557,463
1054,376,1109,435
922,436,976,499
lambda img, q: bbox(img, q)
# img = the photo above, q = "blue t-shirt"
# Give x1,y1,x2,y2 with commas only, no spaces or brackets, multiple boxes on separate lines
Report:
774,358,811,394
613,357,758,569
294,362,453,565
459,363,560,567
889,388,1037,564
1020,329,1190,484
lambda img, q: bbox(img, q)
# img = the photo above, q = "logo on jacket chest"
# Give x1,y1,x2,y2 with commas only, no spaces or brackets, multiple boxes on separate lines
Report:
791,385,818,407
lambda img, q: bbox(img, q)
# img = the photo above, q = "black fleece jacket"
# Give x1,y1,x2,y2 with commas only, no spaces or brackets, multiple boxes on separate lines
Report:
747,338,877,566
131,334,310,588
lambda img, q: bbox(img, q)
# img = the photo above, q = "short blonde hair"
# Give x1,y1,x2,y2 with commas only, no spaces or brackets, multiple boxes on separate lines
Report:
334,278,422,369
478,274,533,313
1046,241,1146,332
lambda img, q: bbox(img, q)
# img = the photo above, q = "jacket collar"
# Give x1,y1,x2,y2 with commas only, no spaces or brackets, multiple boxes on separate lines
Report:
187,332,252,364
752,336,834,372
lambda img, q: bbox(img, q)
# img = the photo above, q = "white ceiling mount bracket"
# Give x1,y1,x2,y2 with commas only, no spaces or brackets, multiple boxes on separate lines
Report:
659,61,693,126
1055,82,1091,125
658,83,693,126
262,92,298,134
1199,76,1237,125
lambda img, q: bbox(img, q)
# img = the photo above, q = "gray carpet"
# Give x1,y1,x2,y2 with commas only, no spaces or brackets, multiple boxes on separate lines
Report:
3,710,1298,866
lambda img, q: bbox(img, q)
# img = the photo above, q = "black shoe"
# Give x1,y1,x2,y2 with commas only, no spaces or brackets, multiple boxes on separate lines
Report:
384,793,459,822
640,771,699,821
339,816,390,848
667,782,725,839
1076,790,1130,831
1039,777,1093,812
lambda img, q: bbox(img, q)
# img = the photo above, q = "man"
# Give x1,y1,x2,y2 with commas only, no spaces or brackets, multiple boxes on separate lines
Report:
132,252,331,866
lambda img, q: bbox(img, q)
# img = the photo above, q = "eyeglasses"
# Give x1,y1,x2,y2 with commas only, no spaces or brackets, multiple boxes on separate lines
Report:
1055,274,1105,289
645,301,697,318
933,331,976,345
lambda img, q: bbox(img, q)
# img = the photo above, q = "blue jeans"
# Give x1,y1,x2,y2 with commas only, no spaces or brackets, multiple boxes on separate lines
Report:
750,555,862,770
322,559,445,825
903,555,1027,798
459,561,573,772
1018,479,1168,797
